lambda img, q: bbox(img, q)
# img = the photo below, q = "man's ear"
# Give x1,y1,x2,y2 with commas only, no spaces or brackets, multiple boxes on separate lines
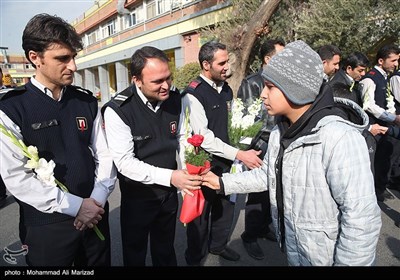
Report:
202,60,210,71
28,50,40,67
263,55,271,65
132,76,141,88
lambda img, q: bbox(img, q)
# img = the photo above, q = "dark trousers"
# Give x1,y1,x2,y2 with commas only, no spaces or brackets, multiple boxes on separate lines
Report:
242,190,272,242
22,209,111,266
120,187,178,266
185,186,235,264
374,134,400,193
0,176,6,197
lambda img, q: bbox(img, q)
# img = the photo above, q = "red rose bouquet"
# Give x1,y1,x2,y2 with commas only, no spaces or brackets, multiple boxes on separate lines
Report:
179,134,211,224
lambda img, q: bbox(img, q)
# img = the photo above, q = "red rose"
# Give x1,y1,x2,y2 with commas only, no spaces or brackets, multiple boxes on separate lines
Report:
187,134,204,147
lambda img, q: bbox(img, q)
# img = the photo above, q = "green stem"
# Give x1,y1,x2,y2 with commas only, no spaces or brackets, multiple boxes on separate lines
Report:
54,179,69,193
54,179,104,241
93,225,105,241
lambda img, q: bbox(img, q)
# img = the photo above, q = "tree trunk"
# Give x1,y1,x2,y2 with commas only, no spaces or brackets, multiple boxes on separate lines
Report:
227,0,281,96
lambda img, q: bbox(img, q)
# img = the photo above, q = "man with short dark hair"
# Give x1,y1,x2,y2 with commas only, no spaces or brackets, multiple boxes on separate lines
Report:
330,52,370,106
317,44,342,82
102,46,203,266
0,14,117,266
360,44,400,201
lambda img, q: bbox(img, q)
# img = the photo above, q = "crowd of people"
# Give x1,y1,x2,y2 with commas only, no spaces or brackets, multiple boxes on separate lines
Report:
0,13,399,267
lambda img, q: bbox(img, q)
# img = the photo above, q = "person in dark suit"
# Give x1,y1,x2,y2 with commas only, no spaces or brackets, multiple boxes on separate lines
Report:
330,52,370,106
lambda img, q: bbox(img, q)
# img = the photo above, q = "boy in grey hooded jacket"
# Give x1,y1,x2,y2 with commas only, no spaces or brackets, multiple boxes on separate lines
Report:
202,40,381,266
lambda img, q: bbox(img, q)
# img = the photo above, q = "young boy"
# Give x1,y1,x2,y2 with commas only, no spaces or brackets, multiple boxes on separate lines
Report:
202,40,382,266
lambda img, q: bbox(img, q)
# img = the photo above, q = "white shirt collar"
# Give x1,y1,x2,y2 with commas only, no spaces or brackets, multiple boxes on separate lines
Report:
31,76,66,101
200,74,224,93
135,84,161,112
374,65,388,79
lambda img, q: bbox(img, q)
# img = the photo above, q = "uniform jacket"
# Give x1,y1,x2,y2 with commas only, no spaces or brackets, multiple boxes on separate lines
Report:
329,69,362,106
220,87,382,266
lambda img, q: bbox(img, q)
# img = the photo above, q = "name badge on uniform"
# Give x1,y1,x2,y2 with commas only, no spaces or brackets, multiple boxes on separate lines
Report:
31,119,59,130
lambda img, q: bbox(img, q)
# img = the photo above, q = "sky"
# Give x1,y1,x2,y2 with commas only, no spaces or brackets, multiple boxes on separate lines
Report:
0,0,95,54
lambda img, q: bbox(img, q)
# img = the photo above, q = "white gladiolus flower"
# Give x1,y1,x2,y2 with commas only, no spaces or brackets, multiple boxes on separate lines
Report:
35,158,57,187
27,146,39,160
24,159,39,169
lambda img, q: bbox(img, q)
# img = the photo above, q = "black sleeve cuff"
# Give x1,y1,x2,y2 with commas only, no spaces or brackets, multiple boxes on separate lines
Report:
216,177,225,195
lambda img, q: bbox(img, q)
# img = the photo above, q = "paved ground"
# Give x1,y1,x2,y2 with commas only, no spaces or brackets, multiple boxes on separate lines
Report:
0,182,399,268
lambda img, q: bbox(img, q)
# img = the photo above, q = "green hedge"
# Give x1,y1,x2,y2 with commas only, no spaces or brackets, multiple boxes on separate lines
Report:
173,62,201,92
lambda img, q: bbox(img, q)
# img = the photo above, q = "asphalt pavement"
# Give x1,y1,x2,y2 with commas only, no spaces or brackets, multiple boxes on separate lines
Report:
0,181,399,269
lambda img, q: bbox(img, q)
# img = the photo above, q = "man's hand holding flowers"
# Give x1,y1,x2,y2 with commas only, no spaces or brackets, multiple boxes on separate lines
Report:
171,170,203,197
74,198,105,231
236,149,263,170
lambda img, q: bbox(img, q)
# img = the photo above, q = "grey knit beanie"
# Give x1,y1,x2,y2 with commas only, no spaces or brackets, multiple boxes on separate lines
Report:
261,40,324,105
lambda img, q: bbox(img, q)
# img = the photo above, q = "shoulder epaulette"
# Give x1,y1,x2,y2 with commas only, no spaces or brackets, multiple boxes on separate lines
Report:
184,79,202,94
111,87,134,107
0,85,27,101
70,85,94,96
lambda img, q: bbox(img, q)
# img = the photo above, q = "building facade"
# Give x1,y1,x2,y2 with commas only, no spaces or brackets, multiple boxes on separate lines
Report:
73,0,231,104
0,48,35,87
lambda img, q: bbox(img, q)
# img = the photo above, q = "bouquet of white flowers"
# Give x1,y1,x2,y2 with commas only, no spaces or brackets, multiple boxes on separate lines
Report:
228,98,263,150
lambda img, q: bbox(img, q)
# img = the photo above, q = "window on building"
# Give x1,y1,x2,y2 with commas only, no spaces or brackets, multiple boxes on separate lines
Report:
125,5,144,28
87,30,99,45
146,0,156,19
101,19,116,39
126,9,137,27
136,4,145,23
158,0,171,14
171,0,195,9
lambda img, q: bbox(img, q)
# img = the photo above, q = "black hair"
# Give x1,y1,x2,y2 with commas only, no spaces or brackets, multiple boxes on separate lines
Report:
260,38,285,61
130,46,169,79
198,41,227,69
375,44,400,64
317,44,342,61
341,52,370,70
22,13,83,68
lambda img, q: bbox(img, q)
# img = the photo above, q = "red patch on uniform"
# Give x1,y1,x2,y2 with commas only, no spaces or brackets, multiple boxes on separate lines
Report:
189,80,200,89
170,121,177,134
76,117,88,131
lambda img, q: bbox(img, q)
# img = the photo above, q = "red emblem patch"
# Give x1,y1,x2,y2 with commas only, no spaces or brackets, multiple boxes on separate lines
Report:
76,117,88,131
170,121,177,134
